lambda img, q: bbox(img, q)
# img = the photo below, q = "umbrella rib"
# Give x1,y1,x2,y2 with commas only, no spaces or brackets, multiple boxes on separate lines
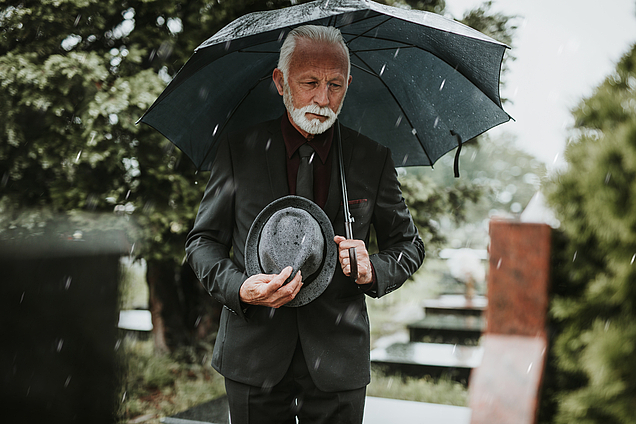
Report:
341,16,393,45
198,72,274,169
350,50,434,167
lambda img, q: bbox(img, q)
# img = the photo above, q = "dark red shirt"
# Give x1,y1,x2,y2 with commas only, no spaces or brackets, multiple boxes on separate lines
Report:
281,113,333,210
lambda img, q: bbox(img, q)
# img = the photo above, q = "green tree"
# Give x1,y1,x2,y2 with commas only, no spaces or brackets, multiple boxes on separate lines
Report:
545,44,636,423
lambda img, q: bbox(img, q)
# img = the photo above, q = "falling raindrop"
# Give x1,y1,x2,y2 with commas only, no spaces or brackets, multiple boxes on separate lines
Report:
631,254,635,265
225,40,231,51
57,339,64,352
278,31,285,42
64,375,72,388
266,138,272,151
401,154,408,166
496,258,502,269
195,316,202,327
122,391,127,403
433,117,439,128
74,14,81,26
269,308,276,319
314,357,321,370
301,235,306,245
75,150,82,163
553,153,559,164
439,79,446,91
393,48,400,59
572,251,577,262
198,86,210,101
213,124,219,136
130,243,135,255
379,64,386,76
20,292,25,303
605,172,611,184
126,190,131,200
114,339,122,351
527,363,533,374
64,276,72,290
394,116,402,127
397,252,403,263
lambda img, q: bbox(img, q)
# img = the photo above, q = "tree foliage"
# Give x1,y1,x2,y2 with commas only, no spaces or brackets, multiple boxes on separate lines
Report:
545,44,636,423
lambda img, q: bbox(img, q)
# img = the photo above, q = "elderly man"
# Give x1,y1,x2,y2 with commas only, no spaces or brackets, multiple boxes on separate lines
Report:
186,25,424,424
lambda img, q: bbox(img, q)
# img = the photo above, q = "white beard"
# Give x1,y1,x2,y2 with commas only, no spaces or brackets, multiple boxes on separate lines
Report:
283,80,345,135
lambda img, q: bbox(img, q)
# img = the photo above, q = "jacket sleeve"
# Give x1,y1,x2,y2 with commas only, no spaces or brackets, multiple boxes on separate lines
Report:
367,150,425,298
185,136,246,318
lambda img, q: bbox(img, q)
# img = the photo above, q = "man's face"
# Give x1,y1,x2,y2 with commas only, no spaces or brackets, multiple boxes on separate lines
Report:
273,39,352,137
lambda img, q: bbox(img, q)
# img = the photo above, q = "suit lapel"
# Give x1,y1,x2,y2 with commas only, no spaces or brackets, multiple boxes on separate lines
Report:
264,119,289,201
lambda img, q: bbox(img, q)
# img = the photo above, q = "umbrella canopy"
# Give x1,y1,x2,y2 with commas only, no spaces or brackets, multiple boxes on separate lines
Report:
139,0,511,171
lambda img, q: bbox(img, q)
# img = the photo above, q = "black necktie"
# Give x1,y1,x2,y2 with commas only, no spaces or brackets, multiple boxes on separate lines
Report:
296,143,315,201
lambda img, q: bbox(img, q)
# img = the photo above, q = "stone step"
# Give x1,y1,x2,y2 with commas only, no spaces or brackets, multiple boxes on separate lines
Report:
161,395,471,424
407,314,485,344
370,342,483,384
422,295,487,317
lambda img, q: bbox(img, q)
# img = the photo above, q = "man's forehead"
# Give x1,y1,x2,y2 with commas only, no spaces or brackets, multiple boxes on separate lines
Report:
289,39,349,74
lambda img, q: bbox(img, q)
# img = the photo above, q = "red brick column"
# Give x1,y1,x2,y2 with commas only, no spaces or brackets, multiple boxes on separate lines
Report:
469,220,552,424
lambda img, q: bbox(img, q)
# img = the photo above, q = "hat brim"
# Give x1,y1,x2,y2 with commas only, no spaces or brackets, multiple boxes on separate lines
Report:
245,195,337,307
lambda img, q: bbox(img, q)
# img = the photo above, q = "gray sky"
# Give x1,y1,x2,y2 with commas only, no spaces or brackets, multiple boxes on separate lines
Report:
446,0,636,169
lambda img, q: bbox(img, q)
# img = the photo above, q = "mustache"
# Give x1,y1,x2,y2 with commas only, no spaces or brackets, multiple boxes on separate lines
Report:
300,104,337,120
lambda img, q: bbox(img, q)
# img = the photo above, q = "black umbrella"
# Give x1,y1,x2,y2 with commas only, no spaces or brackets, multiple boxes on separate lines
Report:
138,0,512,280
139,0,511,172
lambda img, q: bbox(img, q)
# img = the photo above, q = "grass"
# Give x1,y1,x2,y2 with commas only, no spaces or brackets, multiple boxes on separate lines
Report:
118,257,470,422
118,338,226,424
367,371,468,406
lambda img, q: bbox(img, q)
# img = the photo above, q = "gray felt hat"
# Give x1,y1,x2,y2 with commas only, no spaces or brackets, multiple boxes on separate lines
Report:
245,195,337,307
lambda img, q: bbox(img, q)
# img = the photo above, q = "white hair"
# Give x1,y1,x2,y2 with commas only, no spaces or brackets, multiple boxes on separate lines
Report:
277,25,350,81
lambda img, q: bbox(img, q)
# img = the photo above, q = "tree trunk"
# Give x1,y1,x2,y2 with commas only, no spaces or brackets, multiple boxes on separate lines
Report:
146,258,221,353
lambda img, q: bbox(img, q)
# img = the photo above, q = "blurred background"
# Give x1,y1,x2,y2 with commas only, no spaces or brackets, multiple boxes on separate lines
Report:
2,1,636,423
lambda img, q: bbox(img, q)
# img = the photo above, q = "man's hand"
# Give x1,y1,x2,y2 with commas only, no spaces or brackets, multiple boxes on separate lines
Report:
334,236,373,285
239,266,303,308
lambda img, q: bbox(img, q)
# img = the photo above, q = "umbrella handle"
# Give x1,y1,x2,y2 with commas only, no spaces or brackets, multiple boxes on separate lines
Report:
348,247,358,282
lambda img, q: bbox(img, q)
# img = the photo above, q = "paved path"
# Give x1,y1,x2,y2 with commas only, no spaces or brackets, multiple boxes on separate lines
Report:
364,397,470,424
162,396,471,424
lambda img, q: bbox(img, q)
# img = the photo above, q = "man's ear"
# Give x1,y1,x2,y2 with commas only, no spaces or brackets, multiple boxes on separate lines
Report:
272,68,285,96
348,74,353,86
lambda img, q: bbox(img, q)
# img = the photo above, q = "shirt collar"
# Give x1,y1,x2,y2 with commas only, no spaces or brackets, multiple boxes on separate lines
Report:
281,112,333,164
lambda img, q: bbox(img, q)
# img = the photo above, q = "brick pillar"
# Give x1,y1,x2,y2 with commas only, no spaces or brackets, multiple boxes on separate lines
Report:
469,220,552,424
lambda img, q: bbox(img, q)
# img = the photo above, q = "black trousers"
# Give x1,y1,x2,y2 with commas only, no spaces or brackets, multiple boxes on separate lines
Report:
225,342,366,424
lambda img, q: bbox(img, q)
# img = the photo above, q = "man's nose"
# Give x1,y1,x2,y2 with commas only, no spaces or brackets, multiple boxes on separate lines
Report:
313,84,330,107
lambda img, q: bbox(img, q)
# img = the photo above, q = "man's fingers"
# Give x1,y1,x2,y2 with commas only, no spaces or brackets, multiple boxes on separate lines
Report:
269,266,293,288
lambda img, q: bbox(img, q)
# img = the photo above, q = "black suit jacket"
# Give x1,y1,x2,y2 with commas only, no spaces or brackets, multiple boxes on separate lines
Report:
185,118,425,392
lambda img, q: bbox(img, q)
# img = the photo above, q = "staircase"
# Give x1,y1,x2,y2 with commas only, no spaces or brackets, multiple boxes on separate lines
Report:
370,294,487,384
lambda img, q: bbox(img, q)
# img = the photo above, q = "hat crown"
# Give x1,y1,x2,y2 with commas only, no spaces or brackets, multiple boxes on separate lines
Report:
258,207,324,280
